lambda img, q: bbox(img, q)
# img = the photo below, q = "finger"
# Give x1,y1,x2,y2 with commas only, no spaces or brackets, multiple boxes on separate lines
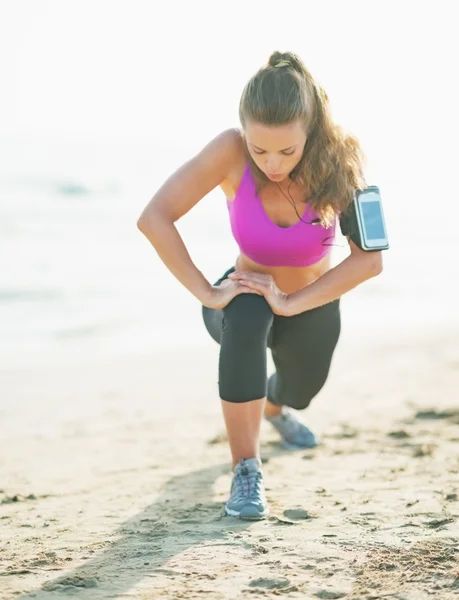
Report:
234,282,263,296
231,273,271,286
232,272,271,281
239,279,269,292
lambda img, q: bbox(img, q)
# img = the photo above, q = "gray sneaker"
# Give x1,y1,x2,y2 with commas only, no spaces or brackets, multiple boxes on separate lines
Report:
225,458,269,520
266,407,317,449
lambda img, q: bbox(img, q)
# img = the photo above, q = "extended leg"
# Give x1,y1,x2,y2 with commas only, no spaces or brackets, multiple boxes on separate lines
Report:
266,299,341,447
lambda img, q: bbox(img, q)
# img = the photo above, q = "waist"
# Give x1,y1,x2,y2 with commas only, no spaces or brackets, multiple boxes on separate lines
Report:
235,252,331,295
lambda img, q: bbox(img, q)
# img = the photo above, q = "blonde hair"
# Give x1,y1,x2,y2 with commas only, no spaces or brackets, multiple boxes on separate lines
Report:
239,51,367,225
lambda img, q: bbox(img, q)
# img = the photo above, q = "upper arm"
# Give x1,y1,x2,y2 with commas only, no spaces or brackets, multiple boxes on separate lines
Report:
139,128,243,224
348,238,383,273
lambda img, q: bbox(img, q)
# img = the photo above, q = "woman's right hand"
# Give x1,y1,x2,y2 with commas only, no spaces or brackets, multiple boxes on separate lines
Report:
205,278,262,310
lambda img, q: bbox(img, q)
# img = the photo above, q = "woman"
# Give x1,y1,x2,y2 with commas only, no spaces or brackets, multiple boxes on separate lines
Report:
137,51,383,521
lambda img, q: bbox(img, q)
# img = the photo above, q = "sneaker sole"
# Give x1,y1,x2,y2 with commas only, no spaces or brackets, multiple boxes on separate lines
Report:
225,505,269,520
281,439,318,450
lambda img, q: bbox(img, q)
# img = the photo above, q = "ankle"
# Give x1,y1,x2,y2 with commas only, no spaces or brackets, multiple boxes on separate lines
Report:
264,400,283,418
232,456,261,471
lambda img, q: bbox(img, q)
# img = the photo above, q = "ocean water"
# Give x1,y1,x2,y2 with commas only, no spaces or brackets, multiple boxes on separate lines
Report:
1,134,457,370
0,136,241,368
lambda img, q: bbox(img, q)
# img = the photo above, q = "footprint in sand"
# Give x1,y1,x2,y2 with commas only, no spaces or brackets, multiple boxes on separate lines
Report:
415,408,459,421
283,508,315,520
42,575,98,591
248,577,291,589
387,429,411,439
314,591,347,599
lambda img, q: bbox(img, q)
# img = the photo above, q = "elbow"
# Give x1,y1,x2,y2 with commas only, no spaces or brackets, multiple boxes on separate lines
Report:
136,206,150,233
136,208,167,236
368,252,383,277
137,214,148,233
137,216,153,239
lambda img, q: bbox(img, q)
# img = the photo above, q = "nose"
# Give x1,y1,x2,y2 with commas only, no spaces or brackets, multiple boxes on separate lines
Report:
266,156,281,173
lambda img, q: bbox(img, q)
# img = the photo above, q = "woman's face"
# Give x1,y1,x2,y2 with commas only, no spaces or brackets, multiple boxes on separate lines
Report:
244,119,307,182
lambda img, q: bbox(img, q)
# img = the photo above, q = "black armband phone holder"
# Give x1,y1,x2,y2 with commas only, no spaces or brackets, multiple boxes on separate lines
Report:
339,187,389,252
339,201,364,249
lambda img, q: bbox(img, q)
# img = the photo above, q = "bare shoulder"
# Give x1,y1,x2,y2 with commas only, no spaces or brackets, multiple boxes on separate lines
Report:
215,128,247,200
138,128,247,224
207,127,246,170
188,127,245,179
213,127,244,150
196,128,247,200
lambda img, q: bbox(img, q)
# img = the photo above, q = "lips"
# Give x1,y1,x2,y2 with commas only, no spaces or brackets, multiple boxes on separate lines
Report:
267,173,283,180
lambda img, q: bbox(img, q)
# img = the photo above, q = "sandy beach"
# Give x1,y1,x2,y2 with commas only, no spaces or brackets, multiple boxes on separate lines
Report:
1,321,458,600
2,1,459,597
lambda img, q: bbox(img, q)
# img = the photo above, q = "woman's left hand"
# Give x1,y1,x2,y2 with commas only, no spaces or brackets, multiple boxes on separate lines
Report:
228,271,292,316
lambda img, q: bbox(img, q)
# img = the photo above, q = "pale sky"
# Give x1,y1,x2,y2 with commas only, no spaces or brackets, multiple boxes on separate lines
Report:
1,0,458,231
2,0,457,153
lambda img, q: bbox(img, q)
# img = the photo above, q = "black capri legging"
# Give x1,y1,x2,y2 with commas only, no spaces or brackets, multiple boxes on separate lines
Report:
202,266,341,410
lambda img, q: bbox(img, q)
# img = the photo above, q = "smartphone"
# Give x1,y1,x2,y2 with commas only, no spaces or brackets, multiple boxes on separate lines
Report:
353,186,389,251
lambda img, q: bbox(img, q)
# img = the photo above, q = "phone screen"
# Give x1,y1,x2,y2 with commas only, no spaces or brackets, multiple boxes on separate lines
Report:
361,196,386,240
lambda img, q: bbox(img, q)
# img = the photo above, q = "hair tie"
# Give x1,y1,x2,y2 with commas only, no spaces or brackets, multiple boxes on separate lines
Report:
274,60,291,68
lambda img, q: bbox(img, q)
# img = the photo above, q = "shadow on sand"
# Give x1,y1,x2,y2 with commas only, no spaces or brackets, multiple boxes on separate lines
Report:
18,446,291,598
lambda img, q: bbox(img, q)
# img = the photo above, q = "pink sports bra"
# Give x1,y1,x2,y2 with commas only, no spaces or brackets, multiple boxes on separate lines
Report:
227,163,336,267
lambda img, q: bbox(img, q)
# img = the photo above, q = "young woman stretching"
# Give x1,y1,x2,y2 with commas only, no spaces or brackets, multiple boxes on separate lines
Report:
137,51,383,520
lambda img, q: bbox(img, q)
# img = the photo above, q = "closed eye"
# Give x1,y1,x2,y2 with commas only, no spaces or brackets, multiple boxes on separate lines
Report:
253,149,295,156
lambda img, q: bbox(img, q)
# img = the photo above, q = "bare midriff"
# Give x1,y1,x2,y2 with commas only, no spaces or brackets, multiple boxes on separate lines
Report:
235,252,331,295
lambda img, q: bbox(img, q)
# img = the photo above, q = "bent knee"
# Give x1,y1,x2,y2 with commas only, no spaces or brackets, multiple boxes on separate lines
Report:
283,374,329,411
223,293,273,336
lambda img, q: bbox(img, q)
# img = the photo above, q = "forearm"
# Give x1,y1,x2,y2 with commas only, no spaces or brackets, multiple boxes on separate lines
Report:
137,212,212,305
287,252,383,315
